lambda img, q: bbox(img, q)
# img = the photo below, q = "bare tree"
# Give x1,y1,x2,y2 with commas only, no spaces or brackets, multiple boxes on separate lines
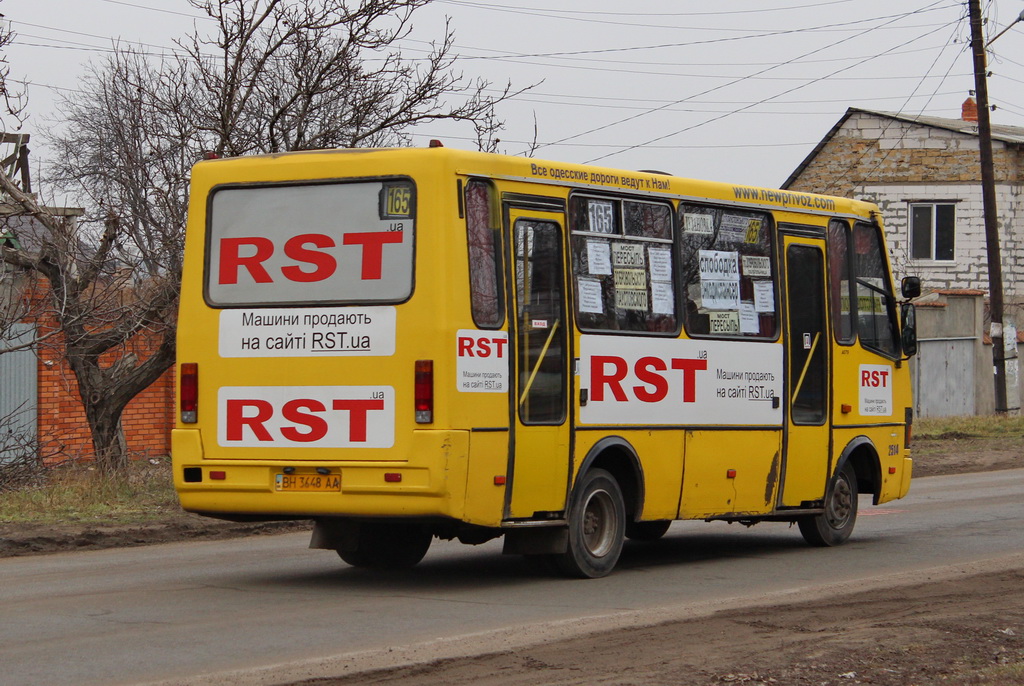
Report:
176,0,515,155
0,0,519,473
0,4,26,130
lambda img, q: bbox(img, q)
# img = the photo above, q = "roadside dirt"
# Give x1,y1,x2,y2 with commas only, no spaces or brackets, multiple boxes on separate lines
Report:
0,515,312,558
301,565,1024,686
2,436,1022,686
911,434,1024,478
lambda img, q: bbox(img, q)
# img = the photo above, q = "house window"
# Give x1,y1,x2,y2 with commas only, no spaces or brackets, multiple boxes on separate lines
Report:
910,202,955,261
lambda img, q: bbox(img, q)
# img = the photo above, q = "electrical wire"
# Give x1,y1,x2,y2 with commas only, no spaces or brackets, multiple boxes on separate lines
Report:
821,8,970,194
526,1,952,159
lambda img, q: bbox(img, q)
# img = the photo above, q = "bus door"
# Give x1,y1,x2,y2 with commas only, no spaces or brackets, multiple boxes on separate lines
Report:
504,205,571,520
780,233,831,507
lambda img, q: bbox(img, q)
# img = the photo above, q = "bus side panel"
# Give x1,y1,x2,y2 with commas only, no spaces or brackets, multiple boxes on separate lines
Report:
830,426,910,505
831,352,913,503
679,430,782,519
628,431,685,520
463,430,509,527
884,363,914,503
572,430,684,522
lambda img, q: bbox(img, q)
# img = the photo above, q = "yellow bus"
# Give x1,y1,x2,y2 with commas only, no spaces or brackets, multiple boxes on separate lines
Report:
173,145,919,578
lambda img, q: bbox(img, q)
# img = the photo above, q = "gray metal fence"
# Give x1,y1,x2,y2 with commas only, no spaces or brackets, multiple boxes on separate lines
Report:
0,322,38,462
914,336,977,418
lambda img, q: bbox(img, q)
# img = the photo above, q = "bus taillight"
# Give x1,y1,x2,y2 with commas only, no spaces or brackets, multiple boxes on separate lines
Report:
180,363,198,423
415,360,433,423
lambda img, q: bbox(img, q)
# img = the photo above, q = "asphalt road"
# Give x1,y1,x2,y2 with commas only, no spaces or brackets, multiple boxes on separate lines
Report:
2,468,1023,686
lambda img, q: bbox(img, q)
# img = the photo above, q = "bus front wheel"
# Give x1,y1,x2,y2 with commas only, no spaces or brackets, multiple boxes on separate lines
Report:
555,469,626,578
336,522,432,569
798,461,858,547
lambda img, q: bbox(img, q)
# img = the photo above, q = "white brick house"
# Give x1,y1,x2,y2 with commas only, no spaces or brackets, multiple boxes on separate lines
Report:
782,101,1024,310
782,101,1024,415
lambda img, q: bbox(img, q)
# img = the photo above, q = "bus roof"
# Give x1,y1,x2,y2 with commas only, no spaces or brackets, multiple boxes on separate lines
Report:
192,146,879,221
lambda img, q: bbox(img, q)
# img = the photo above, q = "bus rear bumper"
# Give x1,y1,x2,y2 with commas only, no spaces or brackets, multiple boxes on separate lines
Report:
171,428,470,520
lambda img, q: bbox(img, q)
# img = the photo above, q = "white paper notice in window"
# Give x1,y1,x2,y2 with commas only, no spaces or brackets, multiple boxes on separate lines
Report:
753,281,775,313
652,281,675,315
739,302,760,334
577,278,605,314
648,247,673,282
586,240,612,275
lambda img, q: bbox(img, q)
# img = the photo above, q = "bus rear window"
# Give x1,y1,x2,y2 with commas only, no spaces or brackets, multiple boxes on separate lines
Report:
205,180,414,306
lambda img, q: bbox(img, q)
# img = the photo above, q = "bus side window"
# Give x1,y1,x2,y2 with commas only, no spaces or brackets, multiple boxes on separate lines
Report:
827,220,855,344
679,204,777,339
514,220,566,424
569,195,676,334
852,222,899,357
465,179,503,328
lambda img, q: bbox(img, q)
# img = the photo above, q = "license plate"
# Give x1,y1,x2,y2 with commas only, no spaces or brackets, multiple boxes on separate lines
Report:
275,473,341,492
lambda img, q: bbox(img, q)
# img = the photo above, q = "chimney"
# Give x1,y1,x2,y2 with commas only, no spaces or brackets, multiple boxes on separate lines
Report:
962,97,979,122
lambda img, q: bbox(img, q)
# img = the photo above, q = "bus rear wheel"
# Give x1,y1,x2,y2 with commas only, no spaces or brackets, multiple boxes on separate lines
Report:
555,469,626,578
336,522,432,569
798,461,858,547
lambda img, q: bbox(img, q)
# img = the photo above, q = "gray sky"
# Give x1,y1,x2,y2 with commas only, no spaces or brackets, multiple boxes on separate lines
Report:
4,0,1024,189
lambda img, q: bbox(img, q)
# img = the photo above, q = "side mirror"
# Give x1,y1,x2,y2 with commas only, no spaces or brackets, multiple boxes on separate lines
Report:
901,276,921,299
900,303,918,357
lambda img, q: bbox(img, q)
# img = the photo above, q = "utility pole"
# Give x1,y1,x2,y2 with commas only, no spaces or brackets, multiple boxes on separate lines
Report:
967,0,1019,415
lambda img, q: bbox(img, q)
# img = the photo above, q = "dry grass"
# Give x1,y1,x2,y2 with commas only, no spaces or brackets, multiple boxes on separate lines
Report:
0,456,180,525
966,661,1024,685
916,414,1024,439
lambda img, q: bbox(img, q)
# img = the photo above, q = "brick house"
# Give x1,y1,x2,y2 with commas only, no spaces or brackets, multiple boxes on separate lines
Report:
2,214,174,463
781,100,1024,415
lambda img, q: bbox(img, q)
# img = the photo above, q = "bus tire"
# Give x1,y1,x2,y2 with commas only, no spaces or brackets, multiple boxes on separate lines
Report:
336,522,432,569
626,520,671,541
555,469,626,578
798,461,858,547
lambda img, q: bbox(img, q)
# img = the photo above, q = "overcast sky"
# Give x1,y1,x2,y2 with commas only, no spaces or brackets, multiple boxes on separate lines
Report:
3,0,1024,189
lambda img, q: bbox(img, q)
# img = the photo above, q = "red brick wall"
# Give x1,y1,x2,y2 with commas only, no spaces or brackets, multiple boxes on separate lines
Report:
35,341,174,461
26,290,175,462
34,344,174,461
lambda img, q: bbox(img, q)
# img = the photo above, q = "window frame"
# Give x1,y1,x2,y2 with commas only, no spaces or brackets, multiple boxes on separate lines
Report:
827,219,856,346
464,178,505,329
568,192,680,337
786,242,829,426
678,202,780,342
852,221,901,359
203,177,417,309
908,201,956,263
513,218,568,425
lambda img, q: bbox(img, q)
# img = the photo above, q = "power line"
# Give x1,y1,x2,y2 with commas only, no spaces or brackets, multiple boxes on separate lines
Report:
528,1,953,159
437,0,866,19
94,0,206,20
407,129,820,150
591,16,962,166
456,11,958,61
822,9,969,193
435,0,961,34
11,20,181,55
